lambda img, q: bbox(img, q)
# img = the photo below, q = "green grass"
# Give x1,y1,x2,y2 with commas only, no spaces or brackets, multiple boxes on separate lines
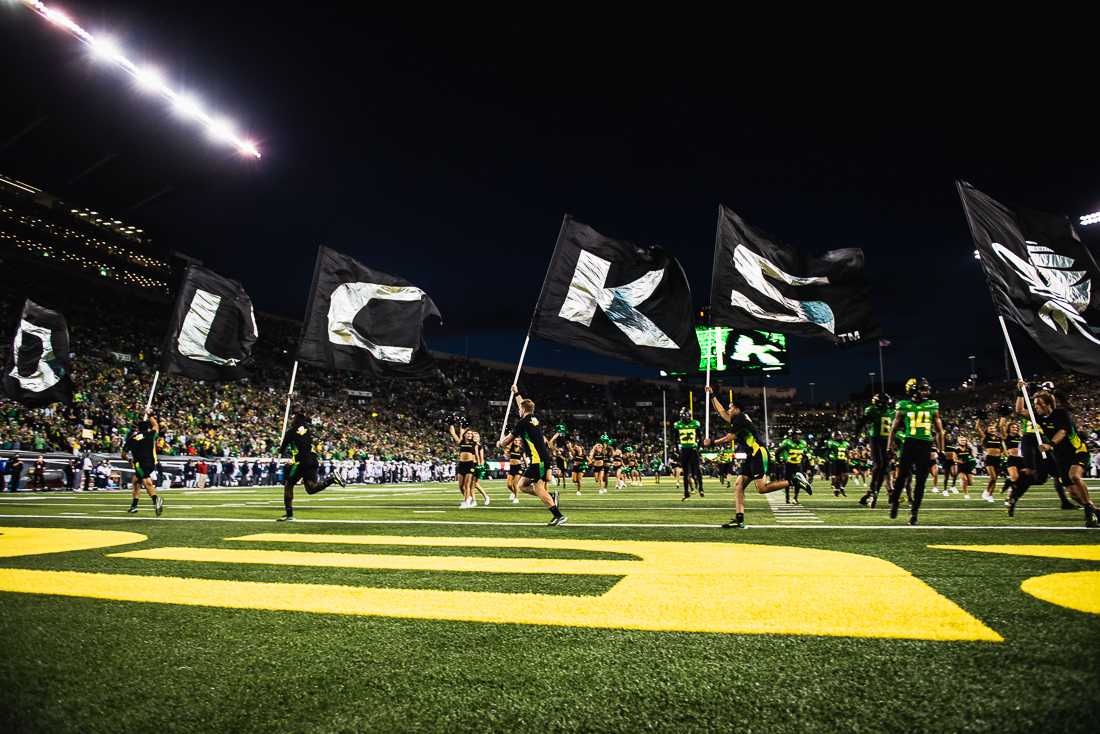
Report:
1,476,1098,733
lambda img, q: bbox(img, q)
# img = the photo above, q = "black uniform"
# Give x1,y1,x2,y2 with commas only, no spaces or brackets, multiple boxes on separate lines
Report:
279,421,336,496
123,427,158,480
511,414,551,482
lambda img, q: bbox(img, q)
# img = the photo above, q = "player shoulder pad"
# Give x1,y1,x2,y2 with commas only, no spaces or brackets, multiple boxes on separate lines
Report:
530,417,539,426
296,426,308,435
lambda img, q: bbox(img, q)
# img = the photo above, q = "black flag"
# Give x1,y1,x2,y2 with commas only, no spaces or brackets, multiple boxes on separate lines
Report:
530,216,700,371
958,181,1100,377
161,265,258,381
3,300,73,406
297,247,441,377
710,205,879,344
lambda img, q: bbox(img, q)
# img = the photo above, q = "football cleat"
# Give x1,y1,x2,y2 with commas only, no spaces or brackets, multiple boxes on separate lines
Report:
548,515,568,527
277,515,295,522
154,495,164,517
721,518,746,529
127,505,139,514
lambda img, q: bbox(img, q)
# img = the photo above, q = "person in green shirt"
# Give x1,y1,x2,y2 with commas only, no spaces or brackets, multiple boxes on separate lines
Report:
826,431,851,497
777,429,811,503
674,408,704,500
855,393,895,508
886,377,945,526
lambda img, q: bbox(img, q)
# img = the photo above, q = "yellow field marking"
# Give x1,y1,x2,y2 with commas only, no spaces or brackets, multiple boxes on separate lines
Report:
1021,572,1100,615
930,544,1100,615
0,528,1002,641
0,527,146,558
930,545,1100,561
110,547,641,576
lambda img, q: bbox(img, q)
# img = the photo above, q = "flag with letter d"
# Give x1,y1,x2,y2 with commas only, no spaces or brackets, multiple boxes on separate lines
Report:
297,247,441,377
3,299,73,406
530,216,700,371
958,181,1100,376
161,264,258,381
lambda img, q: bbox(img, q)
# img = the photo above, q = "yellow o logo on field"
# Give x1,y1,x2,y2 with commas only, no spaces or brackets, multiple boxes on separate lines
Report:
0,528,1002,641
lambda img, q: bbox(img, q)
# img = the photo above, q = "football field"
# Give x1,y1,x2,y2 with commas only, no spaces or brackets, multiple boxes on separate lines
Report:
1,476,1098,733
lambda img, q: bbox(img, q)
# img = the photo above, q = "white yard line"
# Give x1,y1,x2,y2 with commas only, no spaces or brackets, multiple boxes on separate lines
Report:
1,513,1096,531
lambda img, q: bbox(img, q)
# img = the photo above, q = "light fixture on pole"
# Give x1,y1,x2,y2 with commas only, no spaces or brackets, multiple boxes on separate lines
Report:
808,382,816,404
1080,211,1100,226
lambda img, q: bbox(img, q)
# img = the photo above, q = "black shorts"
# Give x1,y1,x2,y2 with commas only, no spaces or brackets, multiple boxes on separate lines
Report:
784,462,803,481
1006,454,1026,470
740,449,768,481
287,461,318,485
523,463,547,481
984,453,1002,470
132,460,155,480
592,463,605,473
832,460,849,474
1052,450,1089,484
457,461,475,476
508,464,522,476
555,457,566,471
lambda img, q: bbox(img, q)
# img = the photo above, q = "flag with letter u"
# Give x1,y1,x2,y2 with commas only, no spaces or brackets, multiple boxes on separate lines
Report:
161,264,258,381
3,299,73,406
958,180,1100,376
529,216,700,371
297,247,441,377
710,205,878,344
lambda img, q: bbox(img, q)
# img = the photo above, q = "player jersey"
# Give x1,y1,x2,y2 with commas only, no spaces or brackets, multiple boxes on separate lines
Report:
511,414,551,465
779,438,807,464
674,419,700,448
826,439,849,461
895,399,939,442
124,427,158,465
1036,409,1088,456
863,405,893,440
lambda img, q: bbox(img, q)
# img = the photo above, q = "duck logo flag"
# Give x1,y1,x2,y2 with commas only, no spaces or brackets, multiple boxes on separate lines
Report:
958,180,1100,376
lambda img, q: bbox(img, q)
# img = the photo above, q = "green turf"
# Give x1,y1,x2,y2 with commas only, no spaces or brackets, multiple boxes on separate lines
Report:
1,477,1098,733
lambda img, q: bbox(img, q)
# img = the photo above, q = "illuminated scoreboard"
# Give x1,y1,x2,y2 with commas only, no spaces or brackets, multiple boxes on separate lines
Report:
697,327,788,374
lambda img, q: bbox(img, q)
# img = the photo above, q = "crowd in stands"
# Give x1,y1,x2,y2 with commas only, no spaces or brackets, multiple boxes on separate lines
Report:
3,285,1097,482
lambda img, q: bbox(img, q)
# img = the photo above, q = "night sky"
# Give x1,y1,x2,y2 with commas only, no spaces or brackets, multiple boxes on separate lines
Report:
2,5,1096,400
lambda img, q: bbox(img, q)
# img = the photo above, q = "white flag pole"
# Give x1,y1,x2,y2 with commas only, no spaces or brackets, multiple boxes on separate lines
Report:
280,360,299,439
662,388,668,467
498,215,569,442
704,330,712,439
143,370,160,418
762,377,770,446
878,341,886,393
498,335,531,441
998,316,1046,455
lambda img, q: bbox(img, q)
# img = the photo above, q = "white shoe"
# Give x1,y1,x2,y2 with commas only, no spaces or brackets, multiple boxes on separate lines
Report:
483,497,490,506
460,499,470,508
982,492,995,503
963,495,970,500
510,496,519,504
576,491,582,496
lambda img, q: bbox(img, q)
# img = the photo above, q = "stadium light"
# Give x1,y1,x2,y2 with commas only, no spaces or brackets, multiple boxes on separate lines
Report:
1081,211,1100,226
973,249,981,260
18,0,261,158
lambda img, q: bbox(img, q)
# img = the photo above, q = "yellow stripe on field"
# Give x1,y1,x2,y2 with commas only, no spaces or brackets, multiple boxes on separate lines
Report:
929,545,1100,561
